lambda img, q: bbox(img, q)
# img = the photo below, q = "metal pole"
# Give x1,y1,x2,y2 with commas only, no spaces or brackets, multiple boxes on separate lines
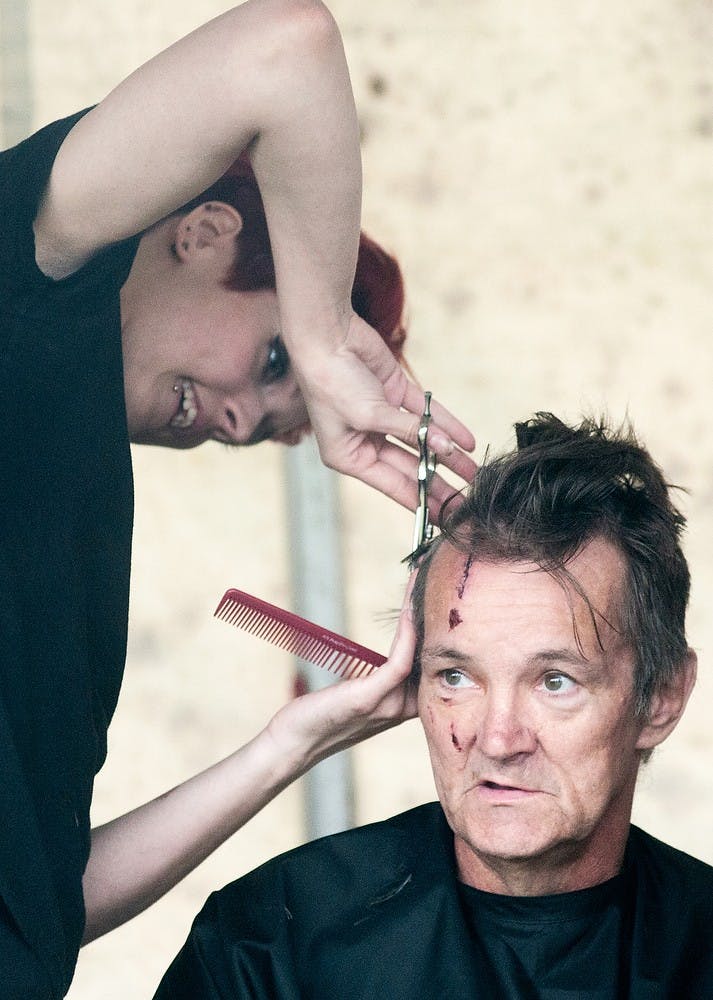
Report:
0,0,33,147
284,436,355,839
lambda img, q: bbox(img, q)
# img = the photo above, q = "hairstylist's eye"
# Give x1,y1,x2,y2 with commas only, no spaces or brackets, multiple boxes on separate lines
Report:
262,336,290,384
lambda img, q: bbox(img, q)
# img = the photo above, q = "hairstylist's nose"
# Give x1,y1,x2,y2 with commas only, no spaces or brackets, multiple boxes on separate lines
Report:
222,393,267,445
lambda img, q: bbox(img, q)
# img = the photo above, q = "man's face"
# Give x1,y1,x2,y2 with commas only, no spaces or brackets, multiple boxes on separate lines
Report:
418,538,650,894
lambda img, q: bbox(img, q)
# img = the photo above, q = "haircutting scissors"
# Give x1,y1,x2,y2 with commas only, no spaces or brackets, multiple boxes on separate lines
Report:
403,391,438,568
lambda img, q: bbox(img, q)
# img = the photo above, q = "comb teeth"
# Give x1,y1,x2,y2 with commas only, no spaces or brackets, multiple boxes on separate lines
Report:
214,588,386,678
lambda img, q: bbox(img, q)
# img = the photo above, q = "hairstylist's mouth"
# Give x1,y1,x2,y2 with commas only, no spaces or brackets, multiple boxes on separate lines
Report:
171,379,198,429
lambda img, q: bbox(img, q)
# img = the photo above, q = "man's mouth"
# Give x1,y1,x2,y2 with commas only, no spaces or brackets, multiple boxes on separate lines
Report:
477,780,538,797
171,379,198,429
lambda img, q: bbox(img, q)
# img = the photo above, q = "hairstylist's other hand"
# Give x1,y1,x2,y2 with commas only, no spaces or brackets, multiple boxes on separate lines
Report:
293,313,477,511
83,577,419,944
264,580,419,772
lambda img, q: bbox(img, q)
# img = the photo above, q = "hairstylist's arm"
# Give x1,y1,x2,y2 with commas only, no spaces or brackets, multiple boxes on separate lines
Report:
81,596,417,943
34,0,354,279
238,9,476,503
35,0,475,502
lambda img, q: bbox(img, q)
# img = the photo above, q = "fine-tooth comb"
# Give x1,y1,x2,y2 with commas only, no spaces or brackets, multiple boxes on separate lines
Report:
214,588,386,678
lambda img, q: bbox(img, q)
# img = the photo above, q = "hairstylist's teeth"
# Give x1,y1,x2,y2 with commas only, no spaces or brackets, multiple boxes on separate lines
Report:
170,379,198,428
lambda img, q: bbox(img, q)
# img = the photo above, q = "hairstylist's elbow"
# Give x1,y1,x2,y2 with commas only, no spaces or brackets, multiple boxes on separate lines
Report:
232,0,342,72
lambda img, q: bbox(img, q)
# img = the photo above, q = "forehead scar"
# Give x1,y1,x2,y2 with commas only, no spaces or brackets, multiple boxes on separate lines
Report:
448,607,462,630
456,553,474,599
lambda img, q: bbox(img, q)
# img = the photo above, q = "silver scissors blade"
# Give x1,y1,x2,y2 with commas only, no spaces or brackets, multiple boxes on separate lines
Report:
404,391,437,567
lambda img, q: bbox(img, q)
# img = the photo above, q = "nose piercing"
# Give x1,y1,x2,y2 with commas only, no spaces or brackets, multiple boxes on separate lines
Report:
173,383,180,393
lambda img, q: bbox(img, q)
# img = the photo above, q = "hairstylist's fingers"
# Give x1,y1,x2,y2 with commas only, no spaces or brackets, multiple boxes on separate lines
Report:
434,444,477,484
351,597,417,719
339,437,469,512
399,566,418,619
366,441,469,511
398,380,476,453
346,445,421,510
308,597,417,724
388,572,417,649
364,391,475,468
376,420,475,492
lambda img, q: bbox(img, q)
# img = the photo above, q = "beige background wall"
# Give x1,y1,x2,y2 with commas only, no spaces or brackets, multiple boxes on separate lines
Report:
1,1,711,996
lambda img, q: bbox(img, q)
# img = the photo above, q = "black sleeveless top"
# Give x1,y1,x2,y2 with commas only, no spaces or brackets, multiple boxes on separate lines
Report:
0,110,138,996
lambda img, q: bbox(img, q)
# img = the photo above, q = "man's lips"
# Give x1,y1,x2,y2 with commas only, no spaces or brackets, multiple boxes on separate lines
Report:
475,780,541,800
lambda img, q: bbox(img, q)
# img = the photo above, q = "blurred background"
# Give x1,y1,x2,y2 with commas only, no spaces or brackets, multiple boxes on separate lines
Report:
2,0,712,995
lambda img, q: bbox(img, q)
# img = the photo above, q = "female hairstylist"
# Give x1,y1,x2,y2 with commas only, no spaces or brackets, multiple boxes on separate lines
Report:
0,1,475,995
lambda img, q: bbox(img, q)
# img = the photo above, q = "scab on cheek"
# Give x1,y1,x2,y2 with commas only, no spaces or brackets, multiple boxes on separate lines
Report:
450,721,462,752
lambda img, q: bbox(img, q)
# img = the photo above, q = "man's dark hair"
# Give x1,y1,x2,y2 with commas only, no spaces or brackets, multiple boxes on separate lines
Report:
411,413,690,715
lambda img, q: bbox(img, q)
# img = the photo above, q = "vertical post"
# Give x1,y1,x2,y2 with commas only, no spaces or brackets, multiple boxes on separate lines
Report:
0,0,33,147
284,436,355,839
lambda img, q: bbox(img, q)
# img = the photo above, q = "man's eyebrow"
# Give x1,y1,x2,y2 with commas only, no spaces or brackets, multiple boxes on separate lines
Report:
420,645,595,668
530,648,593,668
420,645,471,664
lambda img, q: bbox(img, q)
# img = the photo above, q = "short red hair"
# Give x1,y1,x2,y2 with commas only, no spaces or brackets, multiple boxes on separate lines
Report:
181,157,407,364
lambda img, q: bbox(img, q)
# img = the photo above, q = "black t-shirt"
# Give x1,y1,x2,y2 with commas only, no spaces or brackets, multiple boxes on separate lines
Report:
458,871,632,998
154,803,713,999
0,112,138,996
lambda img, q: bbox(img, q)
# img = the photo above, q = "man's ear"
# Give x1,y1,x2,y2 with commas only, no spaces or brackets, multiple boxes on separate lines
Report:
173,201,243,261
636,648,697,753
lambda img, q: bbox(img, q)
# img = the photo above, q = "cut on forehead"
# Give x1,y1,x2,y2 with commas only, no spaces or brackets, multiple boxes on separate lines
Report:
411,536,630,675
425,531,619,583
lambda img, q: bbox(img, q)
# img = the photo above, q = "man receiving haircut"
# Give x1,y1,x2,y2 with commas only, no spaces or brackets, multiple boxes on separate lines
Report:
155,413,713,999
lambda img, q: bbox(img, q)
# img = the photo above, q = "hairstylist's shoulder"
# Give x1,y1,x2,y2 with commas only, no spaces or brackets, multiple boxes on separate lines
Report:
33,0,341,283
0,110,88,293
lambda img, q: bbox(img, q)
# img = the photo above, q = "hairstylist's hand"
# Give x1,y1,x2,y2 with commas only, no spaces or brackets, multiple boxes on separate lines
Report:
264,579,419,772
83,579,419,945
292,313,477,512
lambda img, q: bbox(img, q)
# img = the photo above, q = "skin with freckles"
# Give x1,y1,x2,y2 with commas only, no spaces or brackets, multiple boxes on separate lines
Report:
417,539,696,896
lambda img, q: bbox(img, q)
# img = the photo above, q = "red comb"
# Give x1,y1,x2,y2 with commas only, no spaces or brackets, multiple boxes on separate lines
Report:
214,588,386,678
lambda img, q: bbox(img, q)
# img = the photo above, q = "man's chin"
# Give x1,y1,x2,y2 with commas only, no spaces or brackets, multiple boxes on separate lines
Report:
452,808,568,870
461,833,556,866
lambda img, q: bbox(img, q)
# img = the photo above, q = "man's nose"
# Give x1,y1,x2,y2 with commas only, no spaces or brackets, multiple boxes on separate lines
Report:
475,688,536,761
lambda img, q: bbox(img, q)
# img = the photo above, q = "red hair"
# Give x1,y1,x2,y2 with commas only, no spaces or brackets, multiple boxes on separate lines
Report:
182,157,407,364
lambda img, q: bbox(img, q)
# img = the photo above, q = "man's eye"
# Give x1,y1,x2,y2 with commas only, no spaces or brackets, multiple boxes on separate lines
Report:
440,669,471,688
542,672,576,694
262,337,290,384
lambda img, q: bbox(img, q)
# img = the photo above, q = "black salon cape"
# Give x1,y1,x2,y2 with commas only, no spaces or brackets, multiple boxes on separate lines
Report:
1,112,137,996
155,803,713,1000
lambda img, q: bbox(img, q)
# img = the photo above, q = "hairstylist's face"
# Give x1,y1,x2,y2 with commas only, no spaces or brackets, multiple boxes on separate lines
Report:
119,203,308,449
